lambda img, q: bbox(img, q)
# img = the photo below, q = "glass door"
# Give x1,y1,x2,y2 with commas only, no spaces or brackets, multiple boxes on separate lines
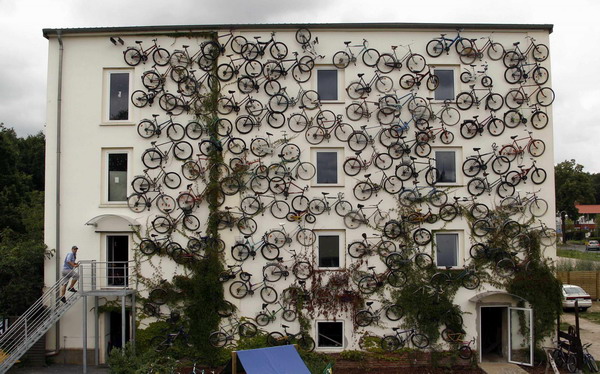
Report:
508,307,533,366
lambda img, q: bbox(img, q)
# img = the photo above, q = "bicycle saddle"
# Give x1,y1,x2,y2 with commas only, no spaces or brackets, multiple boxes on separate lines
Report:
244,235,251,238
473,115,479,119
511,135,518,139
322,192,329,196
354,151,362,156
262,303,268,309
368,266,376,270
299,280,306,285
135,40,143,44
440,34,447,37
358,73,364,77
227,265,235,268
473,147,481,151
513,42,520,46
344,41,351,45
469,38,477,42
152,114,160,118
364,174,371,178
254,36,262,40
362,233,367,238
151,234,158,238
366,301,374,306
470,64,476,67
228,90,235,94
357,204,364,208
282,324,289,328
393,327,399,331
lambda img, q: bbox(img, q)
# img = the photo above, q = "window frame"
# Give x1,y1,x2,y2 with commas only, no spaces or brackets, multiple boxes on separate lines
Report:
314,66,344,104
433,147,461,186
434,67,457,101
311,147,344,187
315,230,345,270
102,148,132,206
434,231,463,269
316,320,345,350
105,234,130,287
103,69,134,124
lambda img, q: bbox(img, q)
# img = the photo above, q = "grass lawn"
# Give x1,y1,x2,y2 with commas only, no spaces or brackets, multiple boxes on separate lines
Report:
557,249,600,262
580,311,600,324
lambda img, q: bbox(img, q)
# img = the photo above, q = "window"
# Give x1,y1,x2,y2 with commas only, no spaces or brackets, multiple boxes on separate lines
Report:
107,235,129,286
317,69,339,101
436,232,459,268
102,149,131,204
317,321,344,348
435,150,456,183
434,69,454,101
105,70,131,122
313,148,342,186
317,231,344,269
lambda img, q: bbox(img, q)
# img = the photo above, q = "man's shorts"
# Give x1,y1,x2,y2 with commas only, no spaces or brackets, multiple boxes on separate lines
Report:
61,268,80,284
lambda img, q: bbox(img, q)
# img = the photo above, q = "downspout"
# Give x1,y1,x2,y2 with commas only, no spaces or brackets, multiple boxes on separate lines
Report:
50,29,64,356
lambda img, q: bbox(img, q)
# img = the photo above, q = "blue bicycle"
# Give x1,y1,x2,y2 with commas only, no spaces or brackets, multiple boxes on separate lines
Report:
426,29,472,58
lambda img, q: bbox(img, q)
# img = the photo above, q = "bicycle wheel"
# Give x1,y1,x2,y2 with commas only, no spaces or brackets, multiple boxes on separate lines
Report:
505,89,525,109
358,275,377,294
173,141,193,160
587,354,599,372
426,75,439,91
332,51,350,69
334,200,352,217
406,53,425,72
281,143,301,162
355,310,374,327
426,39,444,57
439,204,458,222
381,335,401,352
282,309,297,323
255,313,271,327
295,28,311,44
149,288,168,305
487,42,505,60
215,118,233,136
456,93,474,110
348,242,367,258
375,76,394,93
260,286,278,304
267,331,285,346
268,42,288,60
472,219,493,237
528,139,546,157
361,48,380,67
347,82,367,99
504,110,523,128
530,168,547,185
139,239,158,256
536,87,555,107
166,123,185,141
300,90,320,110
142,149,163,169
343,158,362,177
291,195,310,212
270,200,290,219
348,132,369,152
532,66,549,85
425,167,439,186
231,243,250,262
415,253,433,270
532,43,549,62
383,176,403,194
137,120,156,139
344,211,363,229
441,107,460,126
263,263,285,282
486,93,504,111
229,281,249,299
500,144,519,162
292,261,313,280
287,113,308,133
470,203,489,220
295,162,316,180
346,103,364,121
491,155,511,175
431,272,450,290
258,241,278,260
291,64,312,83
496,258,516,278
123,48,143,66
414,142,432,157
376,53,396,73
459,346,473,360
411,333,429,349
237,217,257,235
142,71,162,90
183,214,200,231
249,175,269,194
131,90,149,108
467,178,486,196
504,67,523,84
531,110,549,130
334,122,354,142
305,125,326,145
268,93,289,114
399,74,416,89
529,198,549,217
296,228,316,247
462,158,483,177
353,181,374,201
156,194,176,214
462,273,481,290
429,190,448,207
413,228,432,245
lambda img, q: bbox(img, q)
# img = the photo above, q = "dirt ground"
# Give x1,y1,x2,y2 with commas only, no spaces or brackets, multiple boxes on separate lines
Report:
561,300,600,358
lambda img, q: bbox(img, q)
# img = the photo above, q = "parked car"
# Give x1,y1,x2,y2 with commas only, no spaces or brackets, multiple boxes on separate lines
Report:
562,284,592,311
586,240,600,251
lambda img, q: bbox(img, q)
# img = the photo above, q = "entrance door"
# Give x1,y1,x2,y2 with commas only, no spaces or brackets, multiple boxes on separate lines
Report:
480,306,506,362
107,235,129,286
508,307,533,366
107,311,130,354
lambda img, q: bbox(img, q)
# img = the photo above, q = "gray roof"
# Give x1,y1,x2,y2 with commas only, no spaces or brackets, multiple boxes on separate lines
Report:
43,22,553,38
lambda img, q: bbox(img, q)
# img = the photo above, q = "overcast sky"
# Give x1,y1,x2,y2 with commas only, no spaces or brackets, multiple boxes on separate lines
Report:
0,0,597,171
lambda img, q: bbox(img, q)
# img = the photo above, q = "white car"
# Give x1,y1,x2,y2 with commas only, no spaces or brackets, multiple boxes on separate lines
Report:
586,240,600,251
562,284,592,311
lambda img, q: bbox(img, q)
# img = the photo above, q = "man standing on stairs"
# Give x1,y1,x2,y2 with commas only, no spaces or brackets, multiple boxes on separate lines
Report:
59,246,79,303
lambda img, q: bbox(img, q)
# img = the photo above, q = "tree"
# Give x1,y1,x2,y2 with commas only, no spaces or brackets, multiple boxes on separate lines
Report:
555,159,595,219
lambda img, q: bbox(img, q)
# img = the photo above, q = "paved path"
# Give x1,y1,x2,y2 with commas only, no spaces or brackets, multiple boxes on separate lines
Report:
479,362,528,374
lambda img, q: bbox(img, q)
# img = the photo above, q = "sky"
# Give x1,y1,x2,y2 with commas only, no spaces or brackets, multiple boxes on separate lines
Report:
0,0,597,171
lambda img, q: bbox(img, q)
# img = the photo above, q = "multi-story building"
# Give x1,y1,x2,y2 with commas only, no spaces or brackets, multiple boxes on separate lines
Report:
36,23,557,368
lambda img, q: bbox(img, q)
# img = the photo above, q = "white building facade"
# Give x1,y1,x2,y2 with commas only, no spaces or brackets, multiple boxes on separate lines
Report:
42,23,556,365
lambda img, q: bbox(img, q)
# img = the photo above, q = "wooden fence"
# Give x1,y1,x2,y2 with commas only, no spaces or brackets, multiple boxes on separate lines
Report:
557,271,600,299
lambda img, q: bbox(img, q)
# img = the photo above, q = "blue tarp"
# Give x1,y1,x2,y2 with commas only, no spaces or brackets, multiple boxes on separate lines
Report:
236,345,310,374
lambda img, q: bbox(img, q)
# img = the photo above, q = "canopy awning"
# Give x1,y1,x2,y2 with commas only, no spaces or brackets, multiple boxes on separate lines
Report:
469,290,528,304
224,345,311,374
85,214,139,232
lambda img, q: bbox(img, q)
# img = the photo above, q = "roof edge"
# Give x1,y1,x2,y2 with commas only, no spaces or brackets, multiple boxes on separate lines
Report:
43,22,554,39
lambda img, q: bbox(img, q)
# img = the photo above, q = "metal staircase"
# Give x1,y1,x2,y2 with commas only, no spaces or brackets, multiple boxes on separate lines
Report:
0,272,81,373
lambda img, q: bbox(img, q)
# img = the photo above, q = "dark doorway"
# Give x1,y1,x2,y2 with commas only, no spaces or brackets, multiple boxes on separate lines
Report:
481,307,506,362
108,311,130,355
107,235,128,286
